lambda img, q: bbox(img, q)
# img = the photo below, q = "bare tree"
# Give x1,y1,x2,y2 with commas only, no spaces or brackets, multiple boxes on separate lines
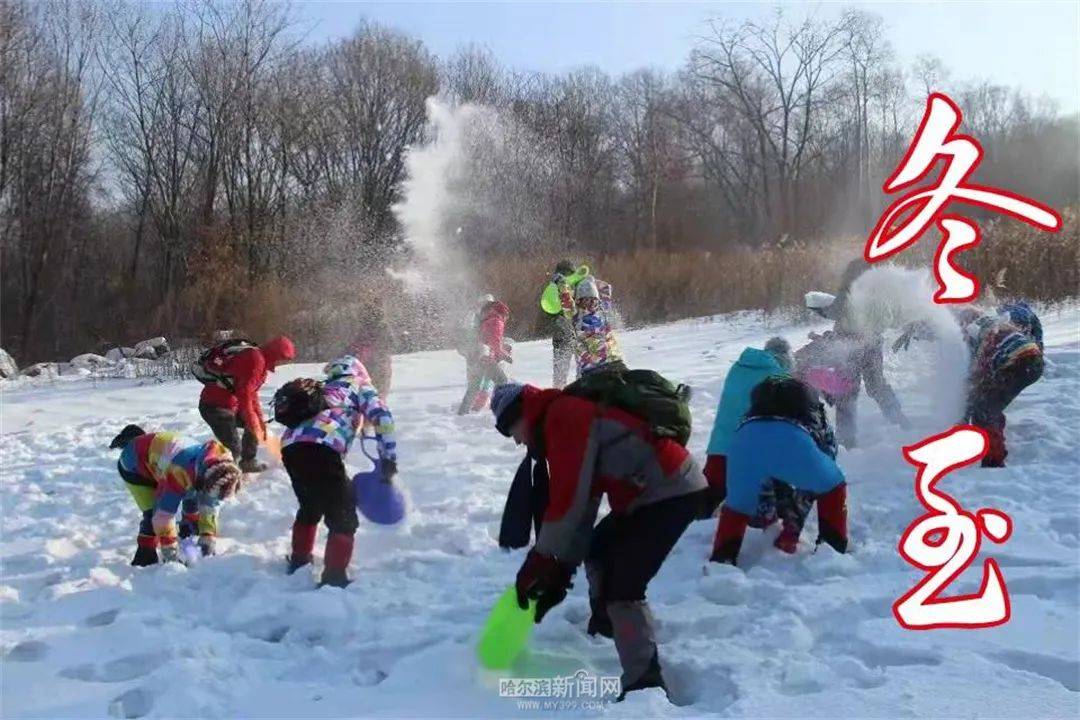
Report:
1,0,103,357
688,9,847,241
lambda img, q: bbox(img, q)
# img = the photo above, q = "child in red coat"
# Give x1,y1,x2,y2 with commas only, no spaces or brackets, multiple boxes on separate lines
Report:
457,297,511,414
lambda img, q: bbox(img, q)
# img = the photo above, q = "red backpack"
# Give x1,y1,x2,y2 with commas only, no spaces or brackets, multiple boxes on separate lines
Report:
191,339,257,391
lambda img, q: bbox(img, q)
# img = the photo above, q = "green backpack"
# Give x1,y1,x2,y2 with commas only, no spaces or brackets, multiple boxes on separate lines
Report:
563,367,692,446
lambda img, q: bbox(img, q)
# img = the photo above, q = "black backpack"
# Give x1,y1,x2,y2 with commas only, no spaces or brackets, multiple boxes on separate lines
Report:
563,366,692,446
192,338,258,391
272,378,326,428
748,376,838,458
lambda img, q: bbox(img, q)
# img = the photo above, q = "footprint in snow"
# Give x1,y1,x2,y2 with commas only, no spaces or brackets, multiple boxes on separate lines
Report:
84,608,121,627
61,651,168,683
992,649,1080,692
5,640,48,662
778,658,827,696
108,687,154,719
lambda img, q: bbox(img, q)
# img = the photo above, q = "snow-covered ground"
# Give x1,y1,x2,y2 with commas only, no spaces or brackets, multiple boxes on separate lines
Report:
2,307,1078,718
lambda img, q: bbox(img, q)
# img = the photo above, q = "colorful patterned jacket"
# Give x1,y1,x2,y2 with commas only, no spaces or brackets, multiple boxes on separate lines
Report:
118,432,232,543
556,279,623,374
281,356,397,462
962,313,1042,381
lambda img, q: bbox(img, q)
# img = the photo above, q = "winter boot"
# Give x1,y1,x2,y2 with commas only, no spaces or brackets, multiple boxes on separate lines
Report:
710,508,750,565
616,650,669,702
319,533,354,588
132,535,160,567
198,534,217,557
240,458,269,474
699,455,727,518
587,596,613,639
287,523,317,574
470,389,492,413
980,425,1007,468
179,512,199,539
774,522,800,554
816,484,849,554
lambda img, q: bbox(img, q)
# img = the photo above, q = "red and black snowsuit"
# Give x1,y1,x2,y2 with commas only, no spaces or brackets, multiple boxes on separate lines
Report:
518,386,709,691
199,336,295,462
458,301,511,414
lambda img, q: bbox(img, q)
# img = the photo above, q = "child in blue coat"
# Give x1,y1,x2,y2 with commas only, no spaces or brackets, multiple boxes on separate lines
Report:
703,337,793,510
711,377,847,564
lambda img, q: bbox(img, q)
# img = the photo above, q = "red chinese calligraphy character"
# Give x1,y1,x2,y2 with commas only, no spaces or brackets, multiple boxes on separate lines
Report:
866,93,1061,304
893,426,1013,630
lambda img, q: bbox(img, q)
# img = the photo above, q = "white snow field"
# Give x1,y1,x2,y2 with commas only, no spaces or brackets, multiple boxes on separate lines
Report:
1,307,1078,719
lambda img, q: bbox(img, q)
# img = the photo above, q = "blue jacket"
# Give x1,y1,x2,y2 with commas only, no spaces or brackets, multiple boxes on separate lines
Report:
725,418,845,516
706,348,790,456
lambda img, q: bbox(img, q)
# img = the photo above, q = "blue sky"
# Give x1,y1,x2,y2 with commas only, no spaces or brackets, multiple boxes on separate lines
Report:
296,1,1080,112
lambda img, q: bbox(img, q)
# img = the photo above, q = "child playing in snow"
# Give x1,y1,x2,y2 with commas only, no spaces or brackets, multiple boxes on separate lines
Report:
962,306,1045,467
545,259,578,388
282,356,397,587
489,382,708,701
109,425,244,566
711,377,847,564
458,295,512,414
894,302,1043,467
197,335,296,473
558,276,623,376
703,337,793,513
798,279,908,448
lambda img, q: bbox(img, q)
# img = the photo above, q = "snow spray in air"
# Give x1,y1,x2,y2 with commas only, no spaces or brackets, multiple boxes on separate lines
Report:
390,99,505,343
846,265,969,430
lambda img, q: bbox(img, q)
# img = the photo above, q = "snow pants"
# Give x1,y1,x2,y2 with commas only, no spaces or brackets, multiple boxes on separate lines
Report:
552,316,574,389
199,403,258,463
584,490,708,689
752,479,816,533
119,466,208,560
282,443,358,583
967,353,1044,467
282,443,359,536
458,357,508,414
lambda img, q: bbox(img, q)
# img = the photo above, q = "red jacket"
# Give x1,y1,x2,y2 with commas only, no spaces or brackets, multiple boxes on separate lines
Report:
199,336,295,437
520,385,706,563
479,301,510,363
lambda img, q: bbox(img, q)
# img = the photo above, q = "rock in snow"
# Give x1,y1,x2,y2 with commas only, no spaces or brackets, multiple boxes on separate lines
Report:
0,348,16,378
105,347,136,362
18,362,60,379
70,353,109,369
133,337,170,359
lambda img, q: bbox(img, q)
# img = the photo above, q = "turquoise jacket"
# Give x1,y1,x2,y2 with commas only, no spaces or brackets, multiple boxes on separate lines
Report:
706,347,790,456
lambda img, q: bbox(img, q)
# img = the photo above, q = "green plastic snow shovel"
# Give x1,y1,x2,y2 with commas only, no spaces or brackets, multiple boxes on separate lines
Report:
539,265,590,315
477,585,537,669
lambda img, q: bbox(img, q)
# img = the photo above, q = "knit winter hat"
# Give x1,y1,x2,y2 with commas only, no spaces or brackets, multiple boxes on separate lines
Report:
555,259,575,276
491,382,526,437
109,424,146,449
323,355,367,381
748,376,820,426
575,277,600,301
764,337,793,371
202,460,243,501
